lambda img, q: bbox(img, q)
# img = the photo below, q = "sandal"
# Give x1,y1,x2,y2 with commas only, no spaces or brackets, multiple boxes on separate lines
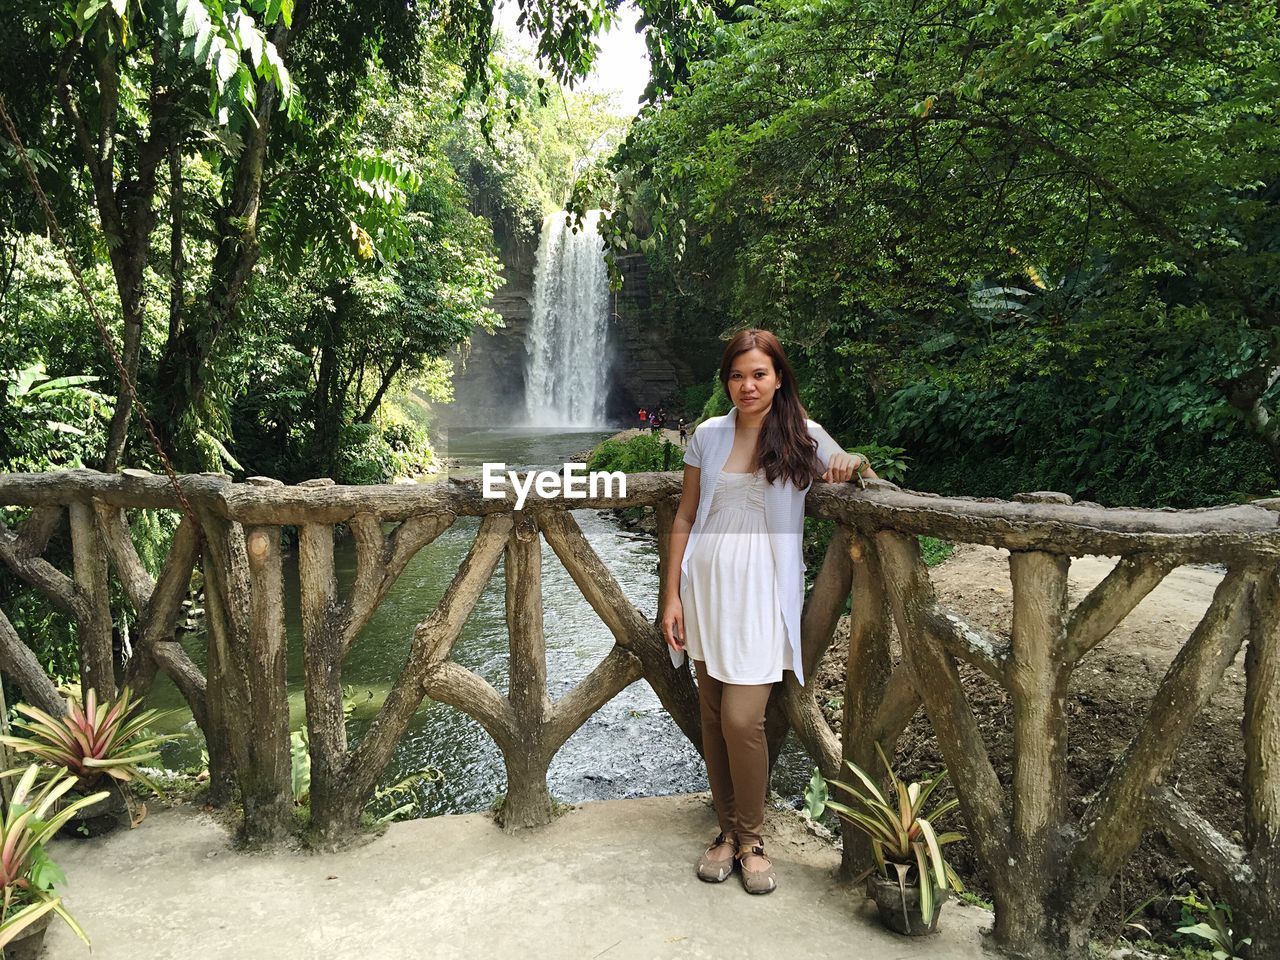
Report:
736,841,776,895
696,831,738,883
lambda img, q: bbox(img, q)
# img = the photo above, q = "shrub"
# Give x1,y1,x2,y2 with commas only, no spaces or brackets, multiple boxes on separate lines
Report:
588,434,685,473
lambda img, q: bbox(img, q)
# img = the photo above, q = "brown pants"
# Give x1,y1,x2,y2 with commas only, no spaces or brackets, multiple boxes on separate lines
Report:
694,659,774,846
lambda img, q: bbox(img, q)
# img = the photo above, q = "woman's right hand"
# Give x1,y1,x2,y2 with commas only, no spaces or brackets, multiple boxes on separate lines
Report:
661,596,685,653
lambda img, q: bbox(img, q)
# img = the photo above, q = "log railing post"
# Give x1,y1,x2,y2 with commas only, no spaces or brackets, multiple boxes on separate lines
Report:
69,501,115,701
197,477,293,842
774,523,853,781
298,510,347,839
199,505,249,807
1004,546,1072,946
500,511,555,829
1242,565,1280,955
874,529,1016,906
839,531,897,879
242,512,293,842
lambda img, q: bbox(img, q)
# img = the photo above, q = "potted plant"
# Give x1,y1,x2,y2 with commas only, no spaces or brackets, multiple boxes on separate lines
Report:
808,745,965,936
0,764,109,958
0,686,181,837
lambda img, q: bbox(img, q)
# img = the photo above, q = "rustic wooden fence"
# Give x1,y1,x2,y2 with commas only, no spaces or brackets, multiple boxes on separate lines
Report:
0,469,1276,959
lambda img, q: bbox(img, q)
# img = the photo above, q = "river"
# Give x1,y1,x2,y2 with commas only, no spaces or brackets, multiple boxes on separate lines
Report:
151,427,813,819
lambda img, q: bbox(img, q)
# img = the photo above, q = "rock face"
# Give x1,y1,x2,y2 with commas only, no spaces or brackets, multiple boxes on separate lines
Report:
442,214,707,430
440,215,537,430
605,253,702,423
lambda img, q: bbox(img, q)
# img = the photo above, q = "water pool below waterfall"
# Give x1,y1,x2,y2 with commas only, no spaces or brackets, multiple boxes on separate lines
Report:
150,428,815,819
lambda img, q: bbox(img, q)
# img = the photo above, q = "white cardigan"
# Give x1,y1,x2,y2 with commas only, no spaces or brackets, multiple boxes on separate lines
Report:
670,406,847,687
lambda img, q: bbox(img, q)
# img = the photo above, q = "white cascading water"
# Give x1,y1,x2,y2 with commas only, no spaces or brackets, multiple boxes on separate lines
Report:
524,210,612,427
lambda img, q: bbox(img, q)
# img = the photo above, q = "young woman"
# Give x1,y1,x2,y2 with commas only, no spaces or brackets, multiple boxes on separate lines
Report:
660,328,877,895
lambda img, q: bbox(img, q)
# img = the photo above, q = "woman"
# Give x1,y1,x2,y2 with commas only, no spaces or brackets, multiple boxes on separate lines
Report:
660,328,876,895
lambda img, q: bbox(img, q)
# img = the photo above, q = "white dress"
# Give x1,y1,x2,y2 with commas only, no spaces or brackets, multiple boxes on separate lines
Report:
679,468,790,684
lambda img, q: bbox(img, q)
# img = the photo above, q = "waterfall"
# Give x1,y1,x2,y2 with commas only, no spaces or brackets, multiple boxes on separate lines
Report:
524,210,612,427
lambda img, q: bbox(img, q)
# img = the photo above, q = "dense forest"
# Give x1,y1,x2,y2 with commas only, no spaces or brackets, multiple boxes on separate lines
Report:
592,0,1280,509
1,0,629,484
10,0,1277,500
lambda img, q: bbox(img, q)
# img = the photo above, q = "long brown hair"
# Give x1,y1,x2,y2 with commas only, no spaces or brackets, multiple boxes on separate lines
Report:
719,329,822,488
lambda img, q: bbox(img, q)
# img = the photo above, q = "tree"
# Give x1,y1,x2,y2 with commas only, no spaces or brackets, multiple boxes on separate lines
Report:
2,0,627,470
604,0,1280,501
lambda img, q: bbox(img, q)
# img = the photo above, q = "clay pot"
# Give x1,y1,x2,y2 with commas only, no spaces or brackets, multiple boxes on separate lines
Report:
3,907,53,960
59,786,128,839
866,873,948,936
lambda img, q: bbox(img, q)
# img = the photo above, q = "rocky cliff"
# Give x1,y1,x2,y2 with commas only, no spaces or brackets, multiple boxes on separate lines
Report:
441,215,707,430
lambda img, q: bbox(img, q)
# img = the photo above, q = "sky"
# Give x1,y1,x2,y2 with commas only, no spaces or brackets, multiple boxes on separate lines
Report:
493,2,652,111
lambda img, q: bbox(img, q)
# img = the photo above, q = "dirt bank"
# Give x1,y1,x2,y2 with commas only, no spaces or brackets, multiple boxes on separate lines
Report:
812,543,1242,945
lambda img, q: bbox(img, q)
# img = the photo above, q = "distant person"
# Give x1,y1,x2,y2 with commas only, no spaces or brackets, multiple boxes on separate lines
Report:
638,407,648,428
648,411,659,435
678,418,687,445
660,328,875,895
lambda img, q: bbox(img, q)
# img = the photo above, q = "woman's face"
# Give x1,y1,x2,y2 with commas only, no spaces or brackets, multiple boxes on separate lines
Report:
726,348,781,415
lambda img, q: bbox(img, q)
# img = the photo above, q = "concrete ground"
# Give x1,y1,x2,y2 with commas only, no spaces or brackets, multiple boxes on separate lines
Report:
44,793,993,960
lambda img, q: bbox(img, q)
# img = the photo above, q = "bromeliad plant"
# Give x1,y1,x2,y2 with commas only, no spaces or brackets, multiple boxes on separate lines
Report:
809,743,965,921
0,686,181,796
0,765,109,950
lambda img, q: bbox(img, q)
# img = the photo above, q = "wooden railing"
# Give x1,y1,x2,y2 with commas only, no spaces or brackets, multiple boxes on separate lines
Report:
0,469,1276,959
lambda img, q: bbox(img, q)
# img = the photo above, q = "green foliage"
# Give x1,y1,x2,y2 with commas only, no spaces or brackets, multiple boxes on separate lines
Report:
588,433,685,473
0,592,78,687
339,421,434,485
366,767,446,824
919,537,954,568
335,423,402,485
1176,894,1251,960
813,743,966,922
0,686,183,795
602,0,1280,505
3,0,638,476
449,54,631,241
675,381,713,419
128,508,181,580
0,765,109,950
700,378,731,421
955,890,994,911
61,0,299,130
290,728,310,805
802,765,827,820
0,361,110,473
852,444,909,486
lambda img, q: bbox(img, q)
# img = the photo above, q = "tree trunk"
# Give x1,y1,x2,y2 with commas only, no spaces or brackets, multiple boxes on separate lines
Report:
0,608,66,716
167,139,185,347
153,39,291,464
359,355,405,422
310,311,345,479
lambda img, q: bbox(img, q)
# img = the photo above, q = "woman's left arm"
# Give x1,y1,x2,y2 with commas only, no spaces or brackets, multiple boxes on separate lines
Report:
809,421,878,484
